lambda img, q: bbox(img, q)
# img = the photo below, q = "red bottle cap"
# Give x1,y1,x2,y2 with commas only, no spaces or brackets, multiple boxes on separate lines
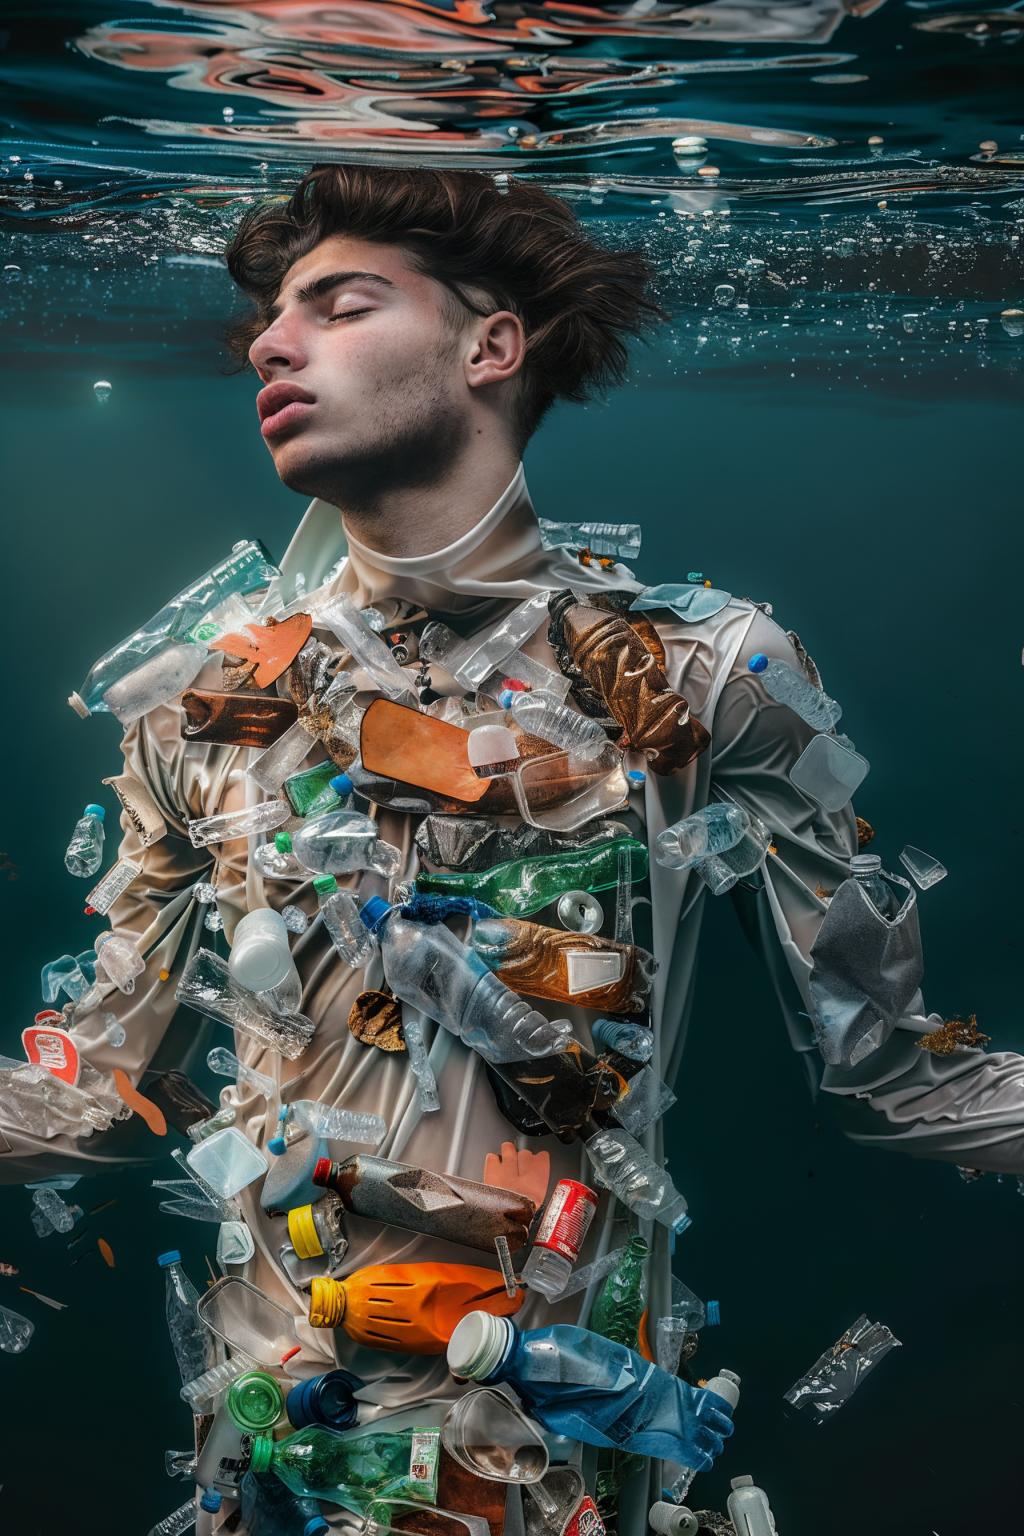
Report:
312,1156,332,1187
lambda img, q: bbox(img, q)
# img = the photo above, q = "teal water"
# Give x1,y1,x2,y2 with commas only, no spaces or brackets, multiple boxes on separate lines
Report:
2,2,1024,1532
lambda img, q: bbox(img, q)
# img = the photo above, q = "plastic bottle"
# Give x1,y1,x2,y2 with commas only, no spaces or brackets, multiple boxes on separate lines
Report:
239,1469,331,1536
31,1186,82,1235
361,899,573,1065
311,1154,535,1254
284,1367,364,1432
849,853,903,919
727,1475,778,1536
522,1180,600,1299
588,1235,648,1346
246,1423,441,1510
471,916,655,1017
288,1101,386,1146
69,538,277,721
592,1018,654,1064
229,908,302,1015
180,1354,258,1415
747,652,841,731
415,837,647,920
207,1045,277,1100
226,1369,286,1434
509,691,610,761
158,1250,215,1387
64,804,106,877
176,948,316,1060
0,1304,34,1353
653,803,749,872
648,1503,699,1535
275,809,400,881
147,1497,201,1536
93,930,145,994
583,1128,690,1234
285,1193,349,1275
308,1262,522,1352
447,1314,735,1466
314,876,376,966
187,799,291,850
254,832,303,880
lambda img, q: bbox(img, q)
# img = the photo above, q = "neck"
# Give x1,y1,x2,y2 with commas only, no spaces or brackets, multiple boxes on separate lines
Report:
339,439,521,560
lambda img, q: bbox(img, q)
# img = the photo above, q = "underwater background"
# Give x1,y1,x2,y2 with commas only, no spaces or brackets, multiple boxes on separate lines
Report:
1,1,1023,1531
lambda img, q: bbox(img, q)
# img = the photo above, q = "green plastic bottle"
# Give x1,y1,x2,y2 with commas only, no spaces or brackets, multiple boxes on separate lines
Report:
589,1235,650,1506
226,1369,284,1434
414,836,648,918
248,1424,440,1513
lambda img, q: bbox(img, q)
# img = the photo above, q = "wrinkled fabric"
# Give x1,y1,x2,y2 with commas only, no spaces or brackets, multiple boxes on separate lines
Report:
5,465,1024,1536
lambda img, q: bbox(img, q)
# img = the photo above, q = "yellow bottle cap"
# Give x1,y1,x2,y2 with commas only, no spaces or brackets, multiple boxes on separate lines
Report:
287,1203,325,1261
308,1275,346,1329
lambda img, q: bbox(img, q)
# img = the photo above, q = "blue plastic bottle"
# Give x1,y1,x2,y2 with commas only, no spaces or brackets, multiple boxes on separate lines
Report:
239,1469,330,1536
285,1367,364,1432
446,1312,735,1471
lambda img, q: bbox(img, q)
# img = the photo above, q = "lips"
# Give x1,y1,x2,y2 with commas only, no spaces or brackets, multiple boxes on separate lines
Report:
257,382,315,423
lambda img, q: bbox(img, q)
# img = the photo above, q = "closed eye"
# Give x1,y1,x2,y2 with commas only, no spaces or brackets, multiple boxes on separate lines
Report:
329,308,372,323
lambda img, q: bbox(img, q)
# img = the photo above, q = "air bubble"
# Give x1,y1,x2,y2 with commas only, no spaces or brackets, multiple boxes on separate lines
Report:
93,379,112,404
714,284,736,308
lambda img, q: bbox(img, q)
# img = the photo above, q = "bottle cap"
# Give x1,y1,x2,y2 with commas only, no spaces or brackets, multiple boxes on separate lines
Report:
274,831,293,853
359,896,392,933
850,854,882,876
156,1250,181,1267
731,1476,754,1490
329,773,353,797
268,1136,287,1156
200,1489,222,1513
288,1202,326,1261
68,691,90,719
308,1275,346,1329
312,1156,333,1188
706,1299,721,1326
446,1310,514,1382
627,770,646,787
305,1521,331,1536
313,874,338,895
84,804,105,820
248,1433,274,1475
747,652,769,673
227,1369,285,1433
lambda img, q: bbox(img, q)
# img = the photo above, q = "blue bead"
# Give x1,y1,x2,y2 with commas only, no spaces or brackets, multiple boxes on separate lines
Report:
747,652,769,673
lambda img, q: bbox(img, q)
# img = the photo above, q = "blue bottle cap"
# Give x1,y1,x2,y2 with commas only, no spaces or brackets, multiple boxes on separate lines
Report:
156,1250,181,1267
360,896,392,933
627,769,646,787
329,773,353,796
268,1136,287,1156
200,1489,222,1513
747,652,769,673
305,1521,331,1536
497,689,515,710
706,1299,721,1326
84,803,105,820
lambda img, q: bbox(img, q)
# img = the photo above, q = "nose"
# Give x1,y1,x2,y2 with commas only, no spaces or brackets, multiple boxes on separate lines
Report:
248,312,307,377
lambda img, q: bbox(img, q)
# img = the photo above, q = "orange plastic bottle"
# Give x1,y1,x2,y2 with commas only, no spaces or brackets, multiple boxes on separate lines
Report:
308,1263,523,1354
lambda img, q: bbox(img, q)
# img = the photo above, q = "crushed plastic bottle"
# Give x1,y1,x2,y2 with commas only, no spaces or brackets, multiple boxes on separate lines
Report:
588,1235,649,1346
654,803,749,872
415,814,629,874
509,691,609,761
93,931,145,994
31,1186,83,1236
64,803,106,877
176,949,316,1060
421,593,550,690
246,1422,441,1510
277,809,400,880
206,1046,277,1100
319,595,418,706
416,837,646,920
158,1250,216,1387
747,653,842,730
361,899,573,1065
315,876,377,967
180,1352,259,1415
0,1304,34,1353
693,812,773,896
289,1101,386,1146
783,1313,901,1422
402,1011,440,1114
591,1018,654,1063
583,1127,690,1234
187,799,290,850
253,832,303,881
538,519,641,561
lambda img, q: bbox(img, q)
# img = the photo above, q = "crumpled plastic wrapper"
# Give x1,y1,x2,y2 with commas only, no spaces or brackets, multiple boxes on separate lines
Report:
784,1314,902,1424
414,813,630,873
808,870,923,1068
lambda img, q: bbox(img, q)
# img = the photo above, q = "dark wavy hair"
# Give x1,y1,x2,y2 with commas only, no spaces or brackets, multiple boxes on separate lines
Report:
223,164,664,448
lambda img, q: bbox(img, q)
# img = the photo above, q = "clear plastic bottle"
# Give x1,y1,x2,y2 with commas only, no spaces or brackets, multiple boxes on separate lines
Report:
289,1100,386,1146
228,908,302,1016
64,803,106,877
253,832,303,880
727,1474,778,1536
361,899,572,1065
93,931,145,994
158,1249,216,1387
849,854,903,919
591,1018,654,1063
649,1503,699,1535
747,652,841,731
180,1353,258,1414
583,1128,690,1234
0,1304,34,1354
509,691,609,761
314,876,376,967
187,799,291,850
281,809,400,880
176,948,316,1060
31,1186,82,1235
207,1045,277,1100
654,804,749,872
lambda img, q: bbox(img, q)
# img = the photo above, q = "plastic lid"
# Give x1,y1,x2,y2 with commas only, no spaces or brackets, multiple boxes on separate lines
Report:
156,1250,181,1267
84,803,105,820
227,1369,285,1432
274,831,293,853
268,1136,287,1156
305,1520,331,1536
330,773,353,796
627,770,646,786
248,1433,274,1475
747,652,769,673
706,1299,721,1326
68,691,90,719
312,1156,333,1188
288,1202,326,1261
447,1310,513,1381
850,854,882,875
200,1489,222,1513
731,1476,754,1490
359,896,392,933
308,1276,346,1329
313,874,338,895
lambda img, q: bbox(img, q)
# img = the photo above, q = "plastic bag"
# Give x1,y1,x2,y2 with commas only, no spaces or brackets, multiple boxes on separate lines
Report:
784,1314,901,1424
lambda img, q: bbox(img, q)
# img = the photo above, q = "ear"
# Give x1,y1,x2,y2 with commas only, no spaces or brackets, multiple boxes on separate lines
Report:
465,310,526,390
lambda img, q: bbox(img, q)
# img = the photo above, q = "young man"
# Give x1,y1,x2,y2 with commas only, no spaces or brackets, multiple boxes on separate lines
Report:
5,167,1023,1529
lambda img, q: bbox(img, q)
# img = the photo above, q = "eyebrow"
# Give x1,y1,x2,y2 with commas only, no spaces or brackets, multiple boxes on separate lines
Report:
266,269,396,324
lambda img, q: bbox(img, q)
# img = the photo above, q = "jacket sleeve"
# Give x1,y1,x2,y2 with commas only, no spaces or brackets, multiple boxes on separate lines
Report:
0,700,214,1180
710,607,1024,1176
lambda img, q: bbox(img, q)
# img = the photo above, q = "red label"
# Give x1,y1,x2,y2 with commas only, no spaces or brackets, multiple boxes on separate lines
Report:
534,1178,599,1262
22,1024,81,1086
563,1496,606,1536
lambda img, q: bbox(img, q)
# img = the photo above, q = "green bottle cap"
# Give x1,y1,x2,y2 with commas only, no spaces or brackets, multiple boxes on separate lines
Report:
313,875,337,895
248,1432,274,1474
227,1370,284,1433
275,832,293,853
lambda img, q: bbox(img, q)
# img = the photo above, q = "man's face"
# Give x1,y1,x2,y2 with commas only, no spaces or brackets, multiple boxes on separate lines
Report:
248,233,473,508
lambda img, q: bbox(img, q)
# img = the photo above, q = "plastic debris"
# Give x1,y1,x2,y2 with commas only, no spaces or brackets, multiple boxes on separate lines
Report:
784,1314,902,1423
899,844,948,890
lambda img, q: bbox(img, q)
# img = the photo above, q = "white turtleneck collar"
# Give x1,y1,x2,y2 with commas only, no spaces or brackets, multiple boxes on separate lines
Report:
278,462,640,618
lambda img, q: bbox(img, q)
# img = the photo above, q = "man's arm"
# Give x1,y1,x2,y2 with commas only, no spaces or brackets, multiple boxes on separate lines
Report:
0,700,213,1179
711,608,1024,1176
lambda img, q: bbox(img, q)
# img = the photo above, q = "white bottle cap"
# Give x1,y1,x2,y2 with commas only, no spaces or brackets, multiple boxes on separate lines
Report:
648,1503,699,1535
446,1311,513,1381
229,908,293,993
705,1368,741,1409
731,1476,754,1490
